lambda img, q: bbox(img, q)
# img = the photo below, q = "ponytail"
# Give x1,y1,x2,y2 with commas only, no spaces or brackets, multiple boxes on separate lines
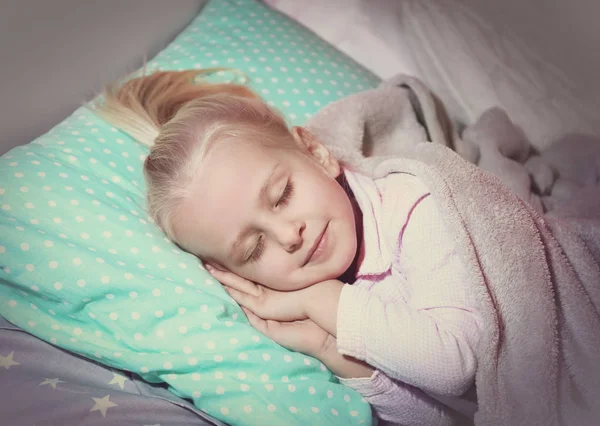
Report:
95,68,258,147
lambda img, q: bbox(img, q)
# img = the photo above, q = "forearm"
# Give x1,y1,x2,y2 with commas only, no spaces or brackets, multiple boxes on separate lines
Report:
337,284,478,395
317,335,464,426
342,372,466,426
304,279,344,337
317,335,373,379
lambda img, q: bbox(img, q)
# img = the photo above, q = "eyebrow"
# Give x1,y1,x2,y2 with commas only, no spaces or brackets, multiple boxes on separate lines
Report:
228,162,281,261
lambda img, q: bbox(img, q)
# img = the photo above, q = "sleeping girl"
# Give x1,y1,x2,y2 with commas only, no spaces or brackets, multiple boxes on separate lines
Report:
96,69,600,426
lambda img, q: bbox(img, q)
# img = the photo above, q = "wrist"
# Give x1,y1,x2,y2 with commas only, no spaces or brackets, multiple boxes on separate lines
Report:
304,279,344,335
318,336,373,379
317,333,338,359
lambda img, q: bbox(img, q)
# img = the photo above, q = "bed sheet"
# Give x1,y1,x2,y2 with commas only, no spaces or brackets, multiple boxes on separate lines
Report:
266,0,600,151
263,0,419,79
0,315,222,426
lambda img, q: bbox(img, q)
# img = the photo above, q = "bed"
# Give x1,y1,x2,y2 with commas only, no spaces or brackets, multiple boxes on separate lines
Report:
1,1,598,425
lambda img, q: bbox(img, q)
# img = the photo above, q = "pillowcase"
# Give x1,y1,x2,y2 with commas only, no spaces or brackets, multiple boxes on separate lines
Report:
0,0,379,425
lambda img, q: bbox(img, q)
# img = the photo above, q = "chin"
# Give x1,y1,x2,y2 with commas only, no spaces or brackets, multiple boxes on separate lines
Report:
324,250,356,283
293,269,340,290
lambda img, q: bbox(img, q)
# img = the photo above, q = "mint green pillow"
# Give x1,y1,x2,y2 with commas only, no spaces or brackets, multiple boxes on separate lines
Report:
0,0,379,425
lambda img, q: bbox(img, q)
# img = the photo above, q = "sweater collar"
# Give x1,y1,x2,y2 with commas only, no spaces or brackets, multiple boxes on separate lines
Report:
343,168,391,279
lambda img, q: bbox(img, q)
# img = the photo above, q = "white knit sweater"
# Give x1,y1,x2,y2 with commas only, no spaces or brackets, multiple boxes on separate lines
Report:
336,169,482,425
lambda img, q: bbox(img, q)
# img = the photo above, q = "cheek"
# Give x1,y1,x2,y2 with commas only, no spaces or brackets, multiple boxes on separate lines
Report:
326,182,354,220
241,251,295,285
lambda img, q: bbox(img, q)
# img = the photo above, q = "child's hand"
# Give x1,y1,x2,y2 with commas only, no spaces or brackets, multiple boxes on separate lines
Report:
245,307,374,379
242,307,332,359
206,266,308,322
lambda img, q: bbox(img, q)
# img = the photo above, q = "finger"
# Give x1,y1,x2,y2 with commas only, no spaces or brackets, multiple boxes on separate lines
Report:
205,266,259,296
243,307,319,354
242,306,260,322
259,319,315,353
242,307,269,333
225,286,260,312
242,307,279,335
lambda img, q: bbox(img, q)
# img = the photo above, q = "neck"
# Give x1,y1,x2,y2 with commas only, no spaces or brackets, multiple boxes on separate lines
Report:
336,173,364,284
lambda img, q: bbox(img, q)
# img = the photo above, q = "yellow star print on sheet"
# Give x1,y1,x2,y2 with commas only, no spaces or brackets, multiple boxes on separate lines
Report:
90,395,117,417
0,351,20,370
108,372,128,390
40,378,64,389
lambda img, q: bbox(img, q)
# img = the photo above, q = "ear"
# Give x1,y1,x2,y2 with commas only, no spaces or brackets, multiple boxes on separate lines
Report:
291,126,340,177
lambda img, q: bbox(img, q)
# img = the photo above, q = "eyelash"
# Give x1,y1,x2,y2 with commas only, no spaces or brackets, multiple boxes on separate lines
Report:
276,180,294,208
248,235,264,263
247,180,294,263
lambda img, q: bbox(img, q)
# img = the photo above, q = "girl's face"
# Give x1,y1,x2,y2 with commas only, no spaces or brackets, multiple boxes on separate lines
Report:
175,127,358,291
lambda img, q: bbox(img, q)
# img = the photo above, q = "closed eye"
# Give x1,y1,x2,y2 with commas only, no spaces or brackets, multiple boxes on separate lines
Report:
276,180,294,208
245,180,294,264
247,235,264,263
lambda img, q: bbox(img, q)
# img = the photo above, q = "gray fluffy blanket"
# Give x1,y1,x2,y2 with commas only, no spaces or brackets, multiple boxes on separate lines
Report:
307,75,600,425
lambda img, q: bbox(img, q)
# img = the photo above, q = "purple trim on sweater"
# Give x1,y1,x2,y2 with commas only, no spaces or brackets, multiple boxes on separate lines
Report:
398,193,431,247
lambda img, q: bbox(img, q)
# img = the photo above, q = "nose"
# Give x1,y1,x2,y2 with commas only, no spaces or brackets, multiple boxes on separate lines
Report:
270,219,305,252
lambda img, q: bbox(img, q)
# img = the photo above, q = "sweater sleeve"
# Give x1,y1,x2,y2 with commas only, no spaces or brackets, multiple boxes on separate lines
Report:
340,370,466,426
337,193,481,396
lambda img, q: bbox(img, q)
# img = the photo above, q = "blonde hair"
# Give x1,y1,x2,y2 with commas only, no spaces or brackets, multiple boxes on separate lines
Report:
95,69,294,246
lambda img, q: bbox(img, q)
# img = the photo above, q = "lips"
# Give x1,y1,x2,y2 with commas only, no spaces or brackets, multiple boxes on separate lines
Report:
303,222,329,266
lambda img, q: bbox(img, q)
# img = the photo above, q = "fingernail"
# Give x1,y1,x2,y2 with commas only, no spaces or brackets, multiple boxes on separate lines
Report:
205,264,214,272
